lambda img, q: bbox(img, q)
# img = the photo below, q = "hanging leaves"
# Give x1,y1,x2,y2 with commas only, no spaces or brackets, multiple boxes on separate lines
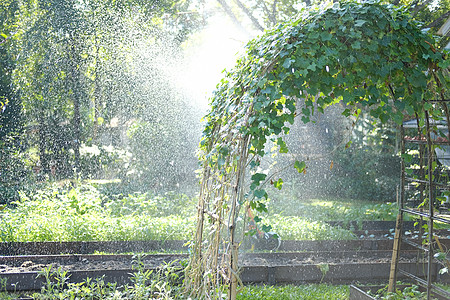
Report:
202,1,446,171
187,1,448,298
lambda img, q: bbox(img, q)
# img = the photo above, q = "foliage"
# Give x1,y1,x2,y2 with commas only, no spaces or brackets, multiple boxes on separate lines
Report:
0,0,21,140
237,284,349,300
326,149,400,200
201,0,447,215
0,137,32,204
106,191,196,218
0,0,203,189
27,256,184,300
0,184,196,242
190,1,448,297
325,112,400,200
219,0,450,40
79,144,131,180
0,0,27,203
370,284,428,299
1,269,349,300
125,113,200,192
0,182,407,243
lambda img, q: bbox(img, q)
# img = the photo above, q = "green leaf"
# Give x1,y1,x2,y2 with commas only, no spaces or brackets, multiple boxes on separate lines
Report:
294,160,306,173
307,62,317,71
254,189,267,199
277,137,288,153
272,178,283,190
282,58,293,69
257,78,267,88
401,153,413,163
351,41,361,49
261,224,272,232
320,32,332,41
379,112,389,123
432,161,437,170
251,173,267,185
434,252,447,261
354,20,367,27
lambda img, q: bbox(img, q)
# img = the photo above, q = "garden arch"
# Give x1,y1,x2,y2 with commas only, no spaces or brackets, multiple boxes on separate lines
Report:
184,1,449,299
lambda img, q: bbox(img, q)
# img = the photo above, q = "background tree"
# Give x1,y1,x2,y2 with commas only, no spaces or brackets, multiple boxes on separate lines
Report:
1,0,206,199
0,0,28,202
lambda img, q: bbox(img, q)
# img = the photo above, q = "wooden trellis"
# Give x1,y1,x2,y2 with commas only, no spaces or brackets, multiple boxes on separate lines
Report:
389,101,450,300
182,3,449,299
184,101,254,299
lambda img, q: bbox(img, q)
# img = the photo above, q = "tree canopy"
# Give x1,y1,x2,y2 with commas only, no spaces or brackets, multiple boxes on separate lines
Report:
0,0,206,198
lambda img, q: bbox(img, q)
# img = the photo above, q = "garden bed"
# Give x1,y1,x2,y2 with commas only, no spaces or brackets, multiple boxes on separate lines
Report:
349,284,450,300
3,237,450,255
0,250,443,291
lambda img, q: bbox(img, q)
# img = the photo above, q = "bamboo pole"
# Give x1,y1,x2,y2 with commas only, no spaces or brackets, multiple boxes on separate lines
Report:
425,110,434,300
388,125,405,293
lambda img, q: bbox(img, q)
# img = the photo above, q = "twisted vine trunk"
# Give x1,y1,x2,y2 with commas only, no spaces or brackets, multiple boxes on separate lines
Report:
184,101,253,299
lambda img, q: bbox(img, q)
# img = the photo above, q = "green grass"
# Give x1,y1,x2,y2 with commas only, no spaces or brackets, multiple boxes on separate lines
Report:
0,283,349,300
237,284,349,300
264,215,355,240
267,196,399,222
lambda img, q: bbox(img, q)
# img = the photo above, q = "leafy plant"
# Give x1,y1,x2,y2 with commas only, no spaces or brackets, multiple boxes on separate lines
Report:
0,276,21,300
29,255,183,299
263,215,355,240
237,284,348,300
317,263,329,283
0,183,196,242
370,284,428,300
35,264,71,299
0,181,411,243
189,1,449,296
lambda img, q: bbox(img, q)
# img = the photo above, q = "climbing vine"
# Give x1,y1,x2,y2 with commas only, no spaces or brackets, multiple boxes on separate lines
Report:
184,1,449,299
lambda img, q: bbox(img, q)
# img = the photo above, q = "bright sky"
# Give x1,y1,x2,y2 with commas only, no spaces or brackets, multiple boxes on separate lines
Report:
179,16,252,110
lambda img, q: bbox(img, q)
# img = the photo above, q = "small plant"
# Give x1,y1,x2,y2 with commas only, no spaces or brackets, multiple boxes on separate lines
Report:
0,277,7,292
368,283,428,300
34,264,70,299
237,284,349,299
434,251,450,275
28,257,183,299
0,277,21,300
317,263,329,283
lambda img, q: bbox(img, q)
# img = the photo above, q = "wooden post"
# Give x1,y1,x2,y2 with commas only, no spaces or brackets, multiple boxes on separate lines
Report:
425,110,434,300
388,125,405,293
229,243,238,300
388,213,403,292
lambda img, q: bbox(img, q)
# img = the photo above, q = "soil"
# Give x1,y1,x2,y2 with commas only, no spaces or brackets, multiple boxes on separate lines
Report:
0,252,419,274
0,255,183,274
